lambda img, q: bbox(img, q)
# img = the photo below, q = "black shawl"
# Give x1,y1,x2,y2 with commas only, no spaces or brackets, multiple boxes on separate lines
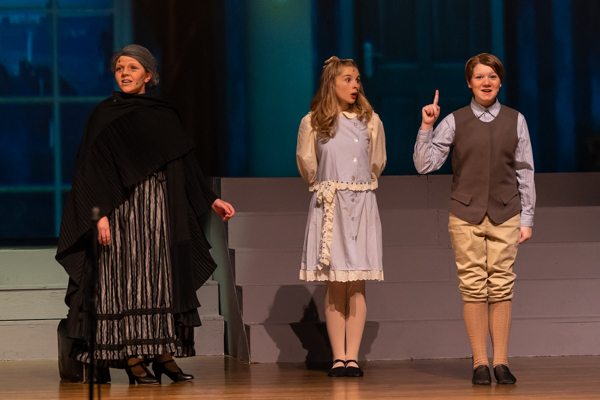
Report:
56,91,218,340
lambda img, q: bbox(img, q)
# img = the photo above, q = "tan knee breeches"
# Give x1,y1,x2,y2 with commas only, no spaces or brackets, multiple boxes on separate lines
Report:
448,213,520,302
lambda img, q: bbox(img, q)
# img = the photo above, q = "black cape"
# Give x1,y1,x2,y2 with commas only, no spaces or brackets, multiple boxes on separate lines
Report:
56,91,219,340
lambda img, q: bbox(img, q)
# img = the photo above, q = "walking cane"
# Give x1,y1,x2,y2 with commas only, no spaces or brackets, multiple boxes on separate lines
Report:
88,206,101,399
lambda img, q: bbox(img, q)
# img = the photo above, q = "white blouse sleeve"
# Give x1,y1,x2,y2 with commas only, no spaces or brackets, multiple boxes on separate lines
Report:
296,113,318,185
369,113,387,180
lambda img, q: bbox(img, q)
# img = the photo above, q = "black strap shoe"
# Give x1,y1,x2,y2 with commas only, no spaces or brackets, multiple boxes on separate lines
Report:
125,360,160,385
472,365,492,385
344,360,364,377
152,359,194,383
327,359,346,377
494,364,517,384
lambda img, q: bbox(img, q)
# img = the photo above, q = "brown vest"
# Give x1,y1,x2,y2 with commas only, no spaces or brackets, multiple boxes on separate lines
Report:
449,105,521,224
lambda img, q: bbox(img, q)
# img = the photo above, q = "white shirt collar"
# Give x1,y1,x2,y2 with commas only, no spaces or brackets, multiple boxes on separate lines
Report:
470,97,501,118
341,110,357,119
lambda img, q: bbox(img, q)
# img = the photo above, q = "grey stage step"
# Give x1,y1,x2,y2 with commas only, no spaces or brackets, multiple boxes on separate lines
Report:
0,315,224,360
245,316,600,363
0,248,221,317
221,175,431,212
233,244,457,286
395,173,600,209
0,282,224,359
0,280,221,321
233,242,600,286
0,287,67,320
225,173,600,363
239,282,461,325
228,209,444,249
194,315,225,356
0,241,225,360
0,248,67,288
220,174,600,213
228,207,600,249
237,278,600,325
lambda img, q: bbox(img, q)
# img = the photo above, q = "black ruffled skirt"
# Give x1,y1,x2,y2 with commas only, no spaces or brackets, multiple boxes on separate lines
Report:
75,171,197,367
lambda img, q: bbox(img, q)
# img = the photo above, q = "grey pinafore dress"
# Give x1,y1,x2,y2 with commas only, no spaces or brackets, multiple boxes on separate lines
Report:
300,115,384,282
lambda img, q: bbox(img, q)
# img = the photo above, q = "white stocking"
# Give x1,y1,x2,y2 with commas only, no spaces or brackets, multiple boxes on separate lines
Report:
325,281,347,366
345,280,366,367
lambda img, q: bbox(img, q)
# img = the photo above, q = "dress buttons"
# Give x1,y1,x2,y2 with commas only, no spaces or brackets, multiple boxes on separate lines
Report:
353,158,357,162
351,217,355,221
354,122,358,127
351,198,355,202
354,138,358,142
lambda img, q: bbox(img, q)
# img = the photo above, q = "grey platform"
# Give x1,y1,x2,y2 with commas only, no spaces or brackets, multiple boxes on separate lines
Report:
0,248,224,360
221,173,600,363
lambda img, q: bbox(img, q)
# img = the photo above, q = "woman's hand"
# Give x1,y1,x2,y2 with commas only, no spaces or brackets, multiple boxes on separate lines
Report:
97,216,110,246
421,90,440,131
212,199,235,222
519,226,532,244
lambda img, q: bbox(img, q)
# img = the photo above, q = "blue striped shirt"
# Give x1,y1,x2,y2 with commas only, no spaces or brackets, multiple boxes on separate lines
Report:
413,98,536,227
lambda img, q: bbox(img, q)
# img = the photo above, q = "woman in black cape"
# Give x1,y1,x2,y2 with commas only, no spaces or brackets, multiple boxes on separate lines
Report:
56,44,235,385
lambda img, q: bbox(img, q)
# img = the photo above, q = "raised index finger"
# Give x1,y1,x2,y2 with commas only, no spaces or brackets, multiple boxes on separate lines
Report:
433,90,439,106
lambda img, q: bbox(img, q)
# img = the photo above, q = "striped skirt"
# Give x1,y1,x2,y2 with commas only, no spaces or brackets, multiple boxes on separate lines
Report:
76,171,195,366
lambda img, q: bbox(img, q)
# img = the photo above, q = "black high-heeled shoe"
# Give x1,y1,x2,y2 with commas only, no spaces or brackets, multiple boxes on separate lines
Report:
125,360,160,385
152,359,194,383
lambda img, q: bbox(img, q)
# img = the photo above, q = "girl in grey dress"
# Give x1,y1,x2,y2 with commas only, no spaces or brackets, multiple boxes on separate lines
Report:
296,57,386,377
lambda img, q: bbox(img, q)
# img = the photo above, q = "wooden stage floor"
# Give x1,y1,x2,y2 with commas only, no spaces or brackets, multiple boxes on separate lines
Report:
1,355,599,399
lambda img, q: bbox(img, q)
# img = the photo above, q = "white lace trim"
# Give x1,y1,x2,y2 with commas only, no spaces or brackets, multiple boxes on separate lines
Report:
300,269,384,282
308,179,379,269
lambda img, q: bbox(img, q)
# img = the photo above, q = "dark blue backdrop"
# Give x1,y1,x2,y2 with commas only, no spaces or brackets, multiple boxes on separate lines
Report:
1,0,599,240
